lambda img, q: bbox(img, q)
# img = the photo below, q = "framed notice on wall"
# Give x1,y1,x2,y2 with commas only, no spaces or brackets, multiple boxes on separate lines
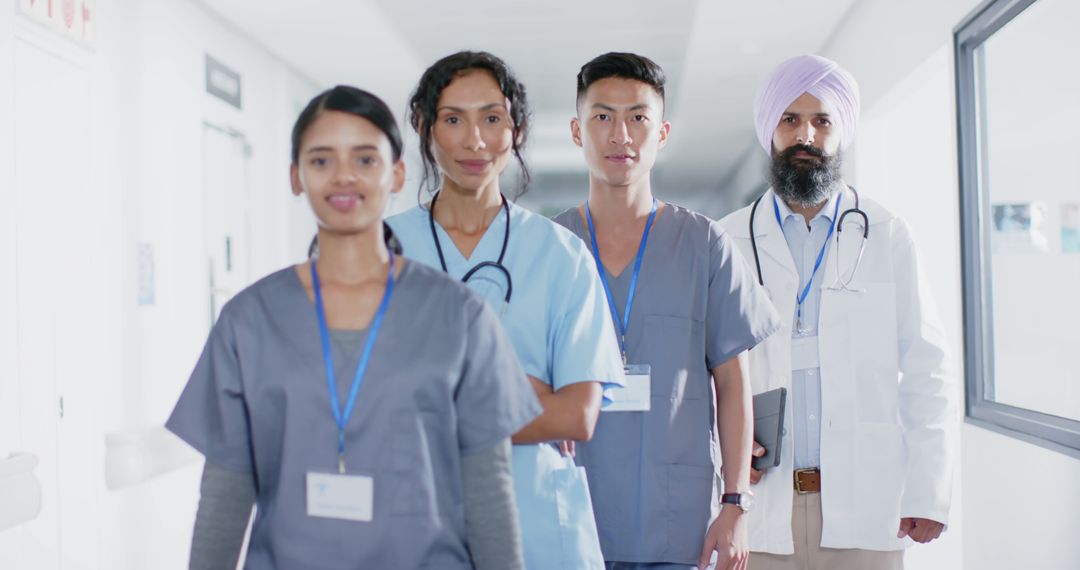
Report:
205,55,243,110
18,0,97,47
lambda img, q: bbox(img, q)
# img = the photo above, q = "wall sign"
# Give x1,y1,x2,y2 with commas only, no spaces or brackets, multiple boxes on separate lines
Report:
205,54,243,110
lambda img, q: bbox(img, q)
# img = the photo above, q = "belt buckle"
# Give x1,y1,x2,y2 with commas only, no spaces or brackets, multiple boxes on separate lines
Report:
794,468,817,494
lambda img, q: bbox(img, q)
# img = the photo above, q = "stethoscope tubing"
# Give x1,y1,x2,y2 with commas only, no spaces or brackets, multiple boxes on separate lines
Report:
429,191,514,304
749,185,869,288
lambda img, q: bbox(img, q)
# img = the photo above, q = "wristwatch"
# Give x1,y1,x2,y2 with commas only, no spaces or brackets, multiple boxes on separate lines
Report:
721,491,754,513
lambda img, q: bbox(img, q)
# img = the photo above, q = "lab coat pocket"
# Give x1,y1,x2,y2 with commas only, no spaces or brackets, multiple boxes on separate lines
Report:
666,464,714,560
552,465,604,569
821,283,900,422
854,422,906,541
827,283,898,367
391,413,437,517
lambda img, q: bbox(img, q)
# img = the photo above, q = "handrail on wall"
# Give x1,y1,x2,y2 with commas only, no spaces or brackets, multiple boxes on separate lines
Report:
105,426,201,491
0,453,42,532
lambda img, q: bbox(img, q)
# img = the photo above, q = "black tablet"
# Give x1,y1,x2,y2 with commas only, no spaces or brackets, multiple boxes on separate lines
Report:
752,387,787,471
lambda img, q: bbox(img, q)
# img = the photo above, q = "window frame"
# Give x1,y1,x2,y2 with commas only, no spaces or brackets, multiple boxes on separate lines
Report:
955,0,1080,459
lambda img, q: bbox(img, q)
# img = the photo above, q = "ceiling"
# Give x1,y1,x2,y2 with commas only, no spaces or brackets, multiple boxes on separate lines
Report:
200,0,859,208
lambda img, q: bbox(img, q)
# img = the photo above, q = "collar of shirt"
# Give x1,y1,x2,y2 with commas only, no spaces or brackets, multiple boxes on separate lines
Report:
774,187,843,232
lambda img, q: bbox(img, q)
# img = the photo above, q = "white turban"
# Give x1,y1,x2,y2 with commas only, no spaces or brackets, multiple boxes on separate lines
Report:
753,54,860,155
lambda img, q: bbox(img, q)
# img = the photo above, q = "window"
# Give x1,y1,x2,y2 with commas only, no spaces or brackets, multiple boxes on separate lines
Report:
956,0,1080,458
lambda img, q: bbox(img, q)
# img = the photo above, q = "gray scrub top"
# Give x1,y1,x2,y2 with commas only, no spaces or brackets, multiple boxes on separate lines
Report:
167,260,542,570
553,204,781,565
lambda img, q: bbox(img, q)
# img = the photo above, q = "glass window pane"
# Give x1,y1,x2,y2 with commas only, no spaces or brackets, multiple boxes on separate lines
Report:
977,0,1080,421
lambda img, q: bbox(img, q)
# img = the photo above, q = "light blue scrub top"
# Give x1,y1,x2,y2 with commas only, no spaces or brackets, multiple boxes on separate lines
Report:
388,201,625,570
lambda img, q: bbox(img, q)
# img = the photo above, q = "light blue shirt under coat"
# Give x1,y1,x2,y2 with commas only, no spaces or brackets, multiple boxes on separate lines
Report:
773,191,844,469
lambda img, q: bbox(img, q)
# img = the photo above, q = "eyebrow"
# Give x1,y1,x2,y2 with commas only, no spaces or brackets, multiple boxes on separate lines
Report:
304,144,380,154
437,103,507,113
591,103,654,112
783,111,831,117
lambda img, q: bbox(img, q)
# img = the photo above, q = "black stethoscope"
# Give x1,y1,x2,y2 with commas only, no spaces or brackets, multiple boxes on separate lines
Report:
749,185,870,294
428,190,514,305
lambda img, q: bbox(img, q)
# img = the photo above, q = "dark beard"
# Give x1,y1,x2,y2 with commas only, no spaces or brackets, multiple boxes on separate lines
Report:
768,144,843,208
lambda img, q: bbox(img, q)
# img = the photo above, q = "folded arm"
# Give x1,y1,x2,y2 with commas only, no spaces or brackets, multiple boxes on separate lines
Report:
511,377,602,444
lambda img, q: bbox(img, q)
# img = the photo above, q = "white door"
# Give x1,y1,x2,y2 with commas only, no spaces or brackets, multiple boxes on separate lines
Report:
201,124,251,327
3,37,102,570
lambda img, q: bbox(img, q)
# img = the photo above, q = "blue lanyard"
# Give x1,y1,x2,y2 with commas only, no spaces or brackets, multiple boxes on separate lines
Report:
310,250,395,473
586,198,657,364
773,195,842,333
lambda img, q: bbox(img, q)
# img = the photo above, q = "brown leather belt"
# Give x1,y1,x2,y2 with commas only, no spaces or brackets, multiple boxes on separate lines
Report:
794,468,821,494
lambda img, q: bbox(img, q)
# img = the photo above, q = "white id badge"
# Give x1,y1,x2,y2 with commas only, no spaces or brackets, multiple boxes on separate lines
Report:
790,335,820,371
604,364,651,412
306,471,373,522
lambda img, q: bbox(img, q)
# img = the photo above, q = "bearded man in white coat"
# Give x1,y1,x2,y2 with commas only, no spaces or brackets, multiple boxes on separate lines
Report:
718,54,956,570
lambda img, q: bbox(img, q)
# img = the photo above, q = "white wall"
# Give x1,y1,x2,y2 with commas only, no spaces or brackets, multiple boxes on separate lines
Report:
825,1,1080,569
1,0,320,567
853,44,966,570
0,0,21,498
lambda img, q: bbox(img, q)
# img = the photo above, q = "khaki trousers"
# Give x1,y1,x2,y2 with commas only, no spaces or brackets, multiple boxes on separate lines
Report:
750,491,904,570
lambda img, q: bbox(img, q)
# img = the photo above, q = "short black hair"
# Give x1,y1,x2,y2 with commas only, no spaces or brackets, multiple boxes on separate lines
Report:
408,51,532,197
576,52,666,111
291,85,402,164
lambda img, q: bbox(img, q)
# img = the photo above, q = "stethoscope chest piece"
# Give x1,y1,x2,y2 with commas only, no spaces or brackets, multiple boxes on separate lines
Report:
429,191,514,305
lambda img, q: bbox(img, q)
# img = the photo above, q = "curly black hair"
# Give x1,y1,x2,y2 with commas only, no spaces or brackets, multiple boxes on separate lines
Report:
408,51,532,199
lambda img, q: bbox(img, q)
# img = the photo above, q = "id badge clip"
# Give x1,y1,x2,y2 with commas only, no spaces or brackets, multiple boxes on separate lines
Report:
605,363,651,412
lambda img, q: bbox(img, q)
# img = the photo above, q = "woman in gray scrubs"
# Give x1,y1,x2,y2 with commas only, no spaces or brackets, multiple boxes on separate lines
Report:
167,86,541,570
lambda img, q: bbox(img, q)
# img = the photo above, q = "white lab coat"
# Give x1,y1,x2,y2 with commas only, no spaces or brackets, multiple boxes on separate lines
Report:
718,188,955,554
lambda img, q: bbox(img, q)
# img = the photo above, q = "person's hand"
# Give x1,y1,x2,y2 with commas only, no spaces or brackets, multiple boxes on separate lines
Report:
698,506,748,570
558,440,575,458
749,441,766,484
897,517,945,543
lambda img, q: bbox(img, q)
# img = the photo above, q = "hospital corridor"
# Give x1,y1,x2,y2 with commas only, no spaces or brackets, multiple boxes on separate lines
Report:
1,1,1078,569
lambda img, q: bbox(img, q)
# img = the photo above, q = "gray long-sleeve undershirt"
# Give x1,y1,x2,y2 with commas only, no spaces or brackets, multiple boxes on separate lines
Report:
189,438,521,570
189,463,255,570
461,438,524,570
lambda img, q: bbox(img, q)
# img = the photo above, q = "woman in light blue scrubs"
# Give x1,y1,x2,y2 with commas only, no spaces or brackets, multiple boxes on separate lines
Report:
387,51,625,570
167,86,541,569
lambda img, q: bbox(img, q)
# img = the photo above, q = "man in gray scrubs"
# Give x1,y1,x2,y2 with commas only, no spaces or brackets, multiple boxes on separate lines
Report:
552,52,781,570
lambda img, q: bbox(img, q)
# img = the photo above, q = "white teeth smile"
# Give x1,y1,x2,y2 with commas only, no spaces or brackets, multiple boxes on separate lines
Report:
327,193,361,210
